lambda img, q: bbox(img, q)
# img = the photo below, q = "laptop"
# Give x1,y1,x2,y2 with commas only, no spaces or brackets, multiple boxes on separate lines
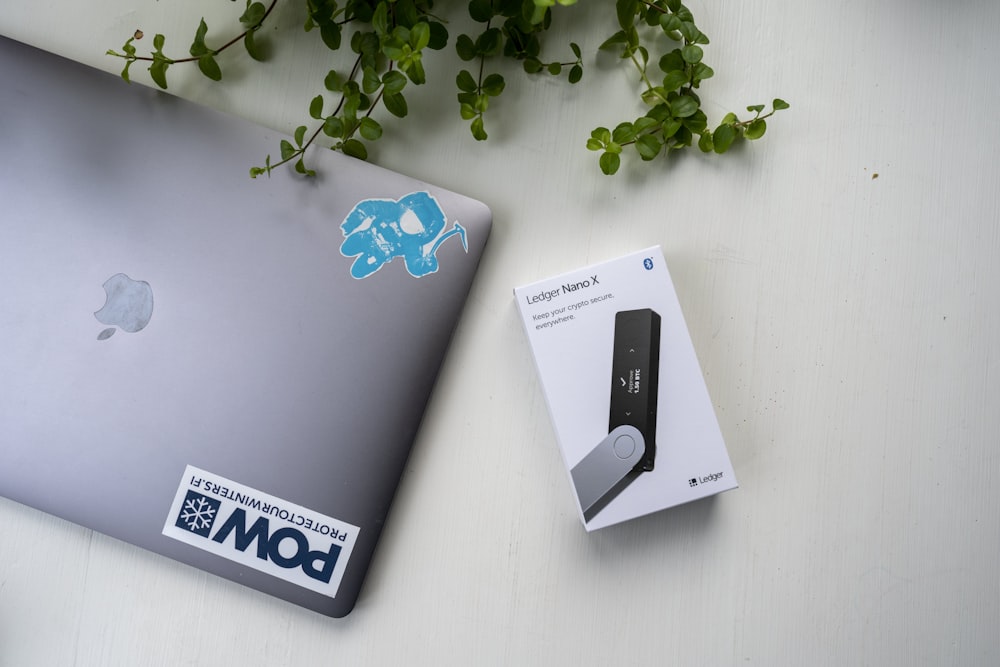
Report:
0,35,491,617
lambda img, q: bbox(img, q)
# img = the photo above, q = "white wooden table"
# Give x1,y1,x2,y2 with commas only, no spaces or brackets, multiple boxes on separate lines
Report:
2,1,998,664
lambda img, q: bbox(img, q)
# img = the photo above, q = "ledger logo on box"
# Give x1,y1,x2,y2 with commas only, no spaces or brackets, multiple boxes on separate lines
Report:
163,466,361,598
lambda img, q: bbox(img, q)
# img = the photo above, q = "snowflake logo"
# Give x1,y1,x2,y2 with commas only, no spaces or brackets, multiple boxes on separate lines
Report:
174,490,221,537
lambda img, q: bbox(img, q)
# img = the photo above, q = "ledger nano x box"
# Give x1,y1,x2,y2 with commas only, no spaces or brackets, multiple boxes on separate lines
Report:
514,247,737,531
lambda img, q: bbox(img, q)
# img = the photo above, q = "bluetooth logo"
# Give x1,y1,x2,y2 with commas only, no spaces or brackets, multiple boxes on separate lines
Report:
643,258,654,270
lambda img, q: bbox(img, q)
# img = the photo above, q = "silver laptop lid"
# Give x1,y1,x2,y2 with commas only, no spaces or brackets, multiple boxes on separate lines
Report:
0,35,491,617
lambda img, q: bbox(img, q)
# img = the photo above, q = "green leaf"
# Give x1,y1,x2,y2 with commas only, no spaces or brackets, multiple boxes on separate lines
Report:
319,22,342,50
342,139,368,160
309,95,324,120
469,0,494,23
599,30,628,51
523,58,543,74
661,118,682,139
568,64,583,84
474,93,489,113
197,55,222,81
372,2,388,36
395,0,419,27
641,86,669,106
470,116,487,141
294,125,307,147
362,67,381,95
190,19,210,57
475,28,503,56
153,33,165,51
773,98,790,110
120,60,133,83
659,49,685,73
325,69,345,92
670,95,699,118
359,117,383,141
344,91,361,120
482,73,506,97
746,104,765,114
662,69,688,91
382,70,407,94
612,122,637,144
456,34,477,60
691,62,713,84
682,109,708,133
697,131,713,152
294,157,316,176
406,57,426,85
547,62,562,75
681,44,703,64
382,41,406,62
633,116,658,133
460,103,477,120
243,29,263,61
383,92,408,118
713,124,737,153
149,59,169,89
673,125,693,147
323,116,344,138
635,135,661,160
570,42,581,58
591,127,611,144
586,137,604,151
659,14,682,32
280,139,296,160
616,0,638,30
428,22,449,50
678,21,698,42
599,151,621,175
745,119,767,140
240,2,266,27
456,69,477,93
410,22,431,51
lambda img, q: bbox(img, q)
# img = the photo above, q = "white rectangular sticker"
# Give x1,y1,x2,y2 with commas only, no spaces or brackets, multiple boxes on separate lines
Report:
162,465,360,598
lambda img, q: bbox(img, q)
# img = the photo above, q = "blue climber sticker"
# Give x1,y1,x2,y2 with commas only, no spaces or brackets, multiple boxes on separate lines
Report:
339,191,468,279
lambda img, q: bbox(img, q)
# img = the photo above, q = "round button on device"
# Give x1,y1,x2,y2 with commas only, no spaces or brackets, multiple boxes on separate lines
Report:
613,434,636,459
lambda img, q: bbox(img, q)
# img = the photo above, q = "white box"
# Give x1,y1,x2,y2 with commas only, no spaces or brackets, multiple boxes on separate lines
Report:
514,247,737,530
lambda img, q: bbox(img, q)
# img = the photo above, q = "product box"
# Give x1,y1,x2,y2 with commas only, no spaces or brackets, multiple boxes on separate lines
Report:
514,247,737,531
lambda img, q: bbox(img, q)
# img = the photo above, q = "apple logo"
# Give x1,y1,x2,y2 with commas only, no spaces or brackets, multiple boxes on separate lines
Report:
94,273,154,340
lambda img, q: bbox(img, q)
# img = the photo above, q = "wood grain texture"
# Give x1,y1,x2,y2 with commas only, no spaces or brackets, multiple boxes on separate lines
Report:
2,1,998,665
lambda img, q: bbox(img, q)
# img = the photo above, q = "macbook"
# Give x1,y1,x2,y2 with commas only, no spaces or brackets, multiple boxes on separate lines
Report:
0,35,491,617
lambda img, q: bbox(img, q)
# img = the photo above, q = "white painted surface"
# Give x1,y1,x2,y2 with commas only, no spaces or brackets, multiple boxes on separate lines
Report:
2,1,998,664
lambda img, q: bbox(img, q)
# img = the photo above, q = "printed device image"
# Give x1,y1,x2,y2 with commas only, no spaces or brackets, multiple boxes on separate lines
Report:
609,308,660,471
572,308,662,522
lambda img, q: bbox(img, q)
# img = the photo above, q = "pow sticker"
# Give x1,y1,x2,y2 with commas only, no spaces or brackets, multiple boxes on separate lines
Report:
163,466,360,598
339,191,467,279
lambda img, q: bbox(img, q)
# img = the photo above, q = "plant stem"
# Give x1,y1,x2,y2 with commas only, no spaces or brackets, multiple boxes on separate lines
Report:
125,0,278,64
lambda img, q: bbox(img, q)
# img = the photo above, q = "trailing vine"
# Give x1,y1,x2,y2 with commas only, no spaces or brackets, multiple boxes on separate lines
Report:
106,0,786,177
